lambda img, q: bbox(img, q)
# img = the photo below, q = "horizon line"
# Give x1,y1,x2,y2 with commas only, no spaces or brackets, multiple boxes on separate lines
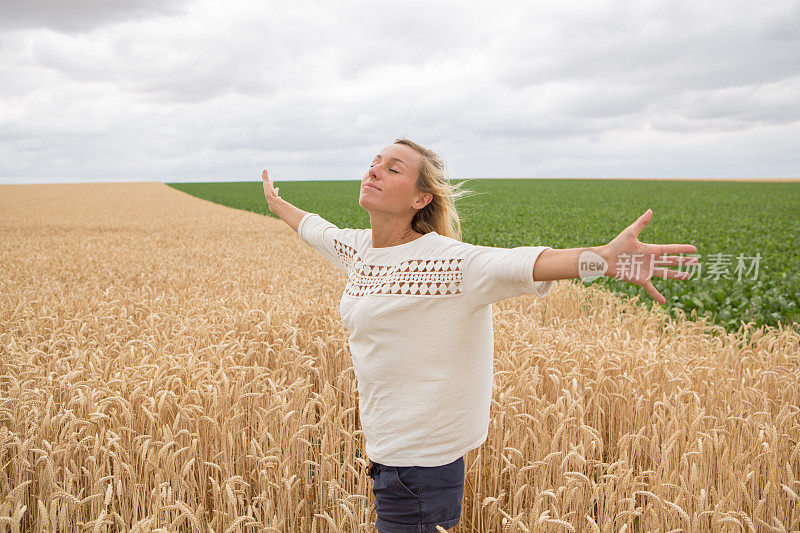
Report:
2,176,800,186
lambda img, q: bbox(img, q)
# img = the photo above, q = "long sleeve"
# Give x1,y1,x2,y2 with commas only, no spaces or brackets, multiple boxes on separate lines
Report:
462,243,554,309
297,212,362,275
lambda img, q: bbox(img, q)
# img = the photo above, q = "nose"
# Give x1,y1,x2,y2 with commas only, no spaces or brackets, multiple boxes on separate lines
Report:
367,165,381,182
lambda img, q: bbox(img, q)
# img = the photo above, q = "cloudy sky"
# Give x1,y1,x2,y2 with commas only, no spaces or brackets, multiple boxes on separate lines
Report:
1,0,799,184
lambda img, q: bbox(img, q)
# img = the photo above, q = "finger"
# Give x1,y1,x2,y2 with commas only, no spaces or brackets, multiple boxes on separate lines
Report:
649,244,698,255
624,208,652,238
641,280,665,306
652,268,692,280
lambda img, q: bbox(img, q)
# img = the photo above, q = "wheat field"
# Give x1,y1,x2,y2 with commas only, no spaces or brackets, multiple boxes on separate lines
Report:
1,182,798,532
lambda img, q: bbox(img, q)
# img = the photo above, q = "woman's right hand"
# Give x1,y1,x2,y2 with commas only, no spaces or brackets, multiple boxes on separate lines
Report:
262,169,280,210
261,169,308,233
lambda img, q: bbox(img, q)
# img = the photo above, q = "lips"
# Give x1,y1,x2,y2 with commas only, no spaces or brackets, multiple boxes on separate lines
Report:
363,182,380,190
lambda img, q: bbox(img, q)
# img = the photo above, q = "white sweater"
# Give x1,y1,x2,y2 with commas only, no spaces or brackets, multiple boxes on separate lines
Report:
298,212,553,467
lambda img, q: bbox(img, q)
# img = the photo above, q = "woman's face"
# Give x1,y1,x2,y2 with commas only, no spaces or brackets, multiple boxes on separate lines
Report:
358,144,431,216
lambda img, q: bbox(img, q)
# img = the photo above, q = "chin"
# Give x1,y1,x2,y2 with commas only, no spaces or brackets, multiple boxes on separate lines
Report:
358,199,378,215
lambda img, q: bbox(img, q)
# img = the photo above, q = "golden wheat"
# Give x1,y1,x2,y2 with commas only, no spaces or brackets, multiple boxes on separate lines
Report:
1,183,798,532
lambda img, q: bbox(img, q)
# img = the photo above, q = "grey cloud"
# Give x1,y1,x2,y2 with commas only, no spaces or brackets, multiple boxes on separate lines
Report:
493,1,800,128
678,82,800,125
499,1,800,89
28,31,279,103
757,1,800,41
0,0,190,33
647,115,762,133
24,3,375,104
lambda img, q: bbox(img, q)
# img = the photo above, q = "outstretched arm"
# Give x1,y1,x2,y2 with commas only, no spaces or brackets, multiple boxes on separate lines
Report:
263,169,308,233
533,209,699,306
533,246,607,281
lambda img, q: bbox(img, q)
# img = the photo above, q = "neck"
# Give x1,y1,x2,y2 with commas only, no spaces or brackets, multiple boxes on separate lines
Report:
368,213,421,248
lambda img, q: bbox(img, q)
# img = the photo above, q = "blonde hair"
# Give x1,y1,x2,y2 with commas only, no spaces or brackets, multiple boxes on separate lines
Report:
393,138,477,241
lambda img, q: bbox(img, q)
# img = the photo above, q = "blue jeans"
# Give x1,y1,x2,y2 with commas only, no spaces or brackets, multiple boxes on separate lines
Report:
367,456,465,533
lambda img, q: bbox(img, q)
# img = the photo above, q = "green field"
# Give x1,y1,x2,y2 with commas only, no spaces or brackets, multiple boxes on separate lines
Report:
167,179,800,335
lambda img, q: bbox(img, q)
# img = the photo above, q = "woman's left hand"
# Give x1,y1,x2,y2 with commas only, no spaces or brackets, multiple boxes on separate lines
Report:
599,209,699,306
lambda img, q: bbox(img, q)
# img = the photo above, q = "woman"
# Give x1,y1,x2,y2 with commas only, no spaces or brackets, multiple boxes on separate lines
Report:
262,138,697,533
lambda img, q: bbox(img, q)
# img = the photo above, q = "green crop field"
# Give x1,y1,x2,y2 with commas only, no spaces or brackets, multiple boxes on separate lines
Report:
167,179,800,335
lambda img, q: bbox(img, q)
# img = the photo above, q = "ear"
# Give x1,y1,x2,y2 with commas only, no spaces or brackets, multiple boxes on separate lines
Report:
414,192,433,210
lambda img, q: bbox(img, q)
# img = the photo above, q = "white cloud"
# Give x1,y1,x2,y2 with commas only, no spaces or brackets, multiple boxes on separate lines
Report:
0,0,798,184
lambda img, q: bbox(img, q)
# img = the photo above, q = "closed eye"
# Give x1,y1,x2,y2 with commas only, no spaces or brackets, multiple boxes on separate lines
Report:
370,164,399,173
